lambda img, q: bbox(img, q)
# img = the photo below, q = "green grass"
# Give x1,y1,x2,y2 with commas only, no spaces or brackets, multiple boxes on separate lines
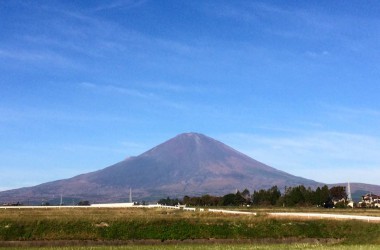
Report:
0,208,379,245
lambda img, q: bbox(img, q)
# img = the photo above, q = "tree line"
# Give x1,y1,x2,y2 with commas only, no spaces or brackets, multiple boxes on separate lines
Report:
159,185,348,208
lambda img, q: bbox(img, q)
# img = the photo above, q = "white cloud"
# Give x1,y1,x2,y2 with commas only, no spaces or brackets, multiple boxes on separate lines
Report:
79,82,187,110
0,106,133,124
80,82,97,88
3,2,202,73
323,105,380,118
91,0,146,12
80,82,156,99
139,81,208,94
0,49,78,68
305,50,330,58
61,144,126,154
44,6,200,58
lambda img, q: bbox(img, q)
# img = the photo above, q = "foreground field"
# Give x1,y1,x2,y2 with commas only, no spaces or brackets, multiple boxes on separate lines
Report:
0,207,379,246
2,244,380,250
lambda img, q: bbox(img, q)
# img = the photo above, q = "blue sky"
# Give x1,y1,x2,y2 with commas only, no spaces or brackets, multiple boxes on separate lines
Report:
1,0,380,191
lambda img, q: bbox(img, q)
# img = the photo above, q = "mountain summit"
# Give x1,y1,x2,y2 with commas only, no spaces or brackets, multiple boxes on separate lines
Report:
1,132,321,203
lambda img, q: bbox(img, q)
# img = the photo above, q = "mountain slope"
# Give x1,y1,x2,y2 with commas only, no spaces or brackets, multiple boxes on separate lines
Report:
1,132,373,204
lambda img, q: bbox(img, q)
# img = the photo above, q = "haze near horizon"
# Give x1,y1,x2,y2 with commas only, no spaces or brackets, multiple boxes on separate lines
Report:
1,1,380,190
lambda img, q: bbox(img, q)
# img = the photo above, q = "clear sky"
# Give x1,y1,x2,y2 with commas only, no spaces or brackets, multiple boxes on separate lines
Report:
1,0,380,191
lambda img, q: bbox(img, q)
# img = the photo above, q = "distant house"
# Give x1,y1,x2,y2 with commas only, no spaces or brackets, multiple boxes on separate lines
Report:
331,197,354,208
358,193,380,208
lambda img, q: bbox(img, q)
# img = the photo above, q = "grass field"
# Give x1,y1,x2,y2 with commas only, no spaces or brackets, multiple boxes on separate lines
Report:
1,244,380,250
0,207,379,247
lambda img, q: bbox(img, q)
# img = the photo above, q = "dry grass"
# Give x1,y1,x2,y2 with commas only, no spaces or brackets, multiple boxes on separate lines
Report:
0,207,257,223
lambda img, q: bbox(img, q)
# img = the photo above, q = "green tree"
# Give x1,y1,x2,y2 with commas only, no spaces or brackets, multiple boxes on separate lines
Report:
268,186,281,205
320,185,331,206
329,186,347,201
221,193,237,206
252,186,281,206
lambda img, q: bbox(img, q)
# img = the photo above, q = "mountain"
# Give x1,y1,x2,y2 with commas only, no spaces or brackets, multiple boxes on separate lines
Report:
0,132,378,204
